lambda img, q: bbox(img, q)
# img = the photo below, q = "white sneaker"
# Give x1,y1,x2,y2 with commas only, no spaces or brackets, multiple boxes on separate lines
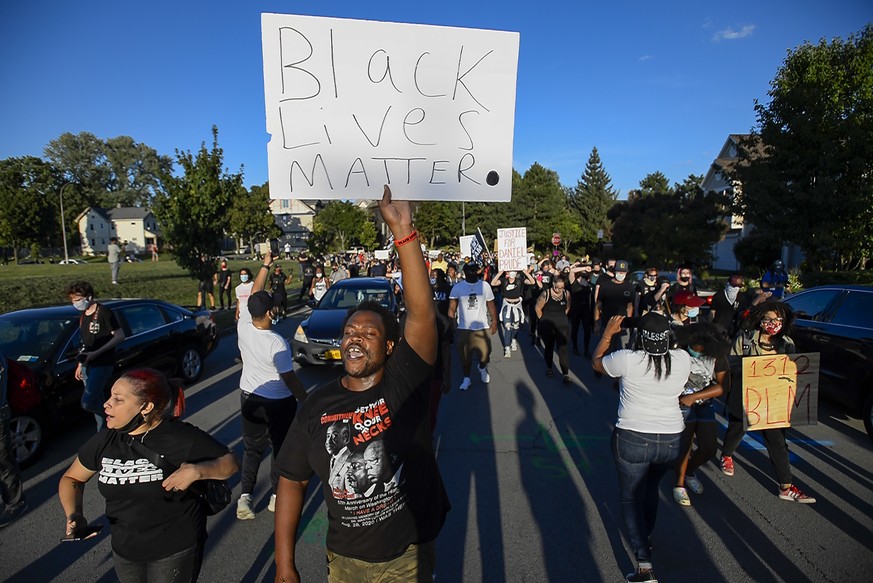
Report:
236,493,255,520
479,365,490,383
511,339,518,351
504,347,511,358
459,377,472,391
268,493,277,512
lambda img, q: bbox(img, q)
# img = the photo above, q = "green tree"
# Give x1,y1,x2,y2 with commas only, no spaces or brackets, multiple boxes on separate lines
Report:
414,201,461,248
569,147,619,251
0,157,59,262
227,182,281,254
609,173,726,267
509,163,567,251
44,131,171,210
312,201,377,254
732,25,873,270
153,126,241,280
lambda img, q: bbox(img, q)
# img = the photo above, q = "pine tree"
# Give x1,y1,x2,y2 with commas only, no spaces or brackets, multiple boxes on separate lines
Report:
569,147,618,252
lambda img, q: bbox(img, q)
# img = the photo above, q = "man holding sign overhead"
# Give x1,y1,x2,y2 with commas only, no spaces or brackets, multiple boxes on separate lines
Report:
274,186,449,583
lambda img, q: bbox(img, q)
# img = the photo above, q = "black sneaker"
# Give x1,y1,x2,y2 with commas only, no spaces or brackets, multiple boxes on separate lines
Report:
626,569,658,583
0,501,28,528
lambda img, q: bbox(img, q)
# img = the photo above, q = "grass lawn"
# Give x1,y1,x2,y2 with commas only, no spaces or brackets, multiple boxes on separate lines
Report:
0,256,305,316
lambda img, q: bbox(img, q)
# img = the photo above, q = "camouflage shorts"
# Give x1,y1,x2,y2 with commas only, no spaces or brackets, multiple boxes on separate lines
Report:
326,541,436,583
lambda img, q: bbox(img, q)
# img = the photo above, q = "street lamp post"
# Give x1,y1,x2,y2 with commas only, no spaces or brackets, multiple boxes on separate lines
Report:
59,183,73,263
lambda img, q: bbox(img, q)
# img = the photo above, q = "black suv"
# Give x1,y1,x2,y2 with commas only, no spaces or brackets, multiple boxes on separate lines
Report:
783,285,873,439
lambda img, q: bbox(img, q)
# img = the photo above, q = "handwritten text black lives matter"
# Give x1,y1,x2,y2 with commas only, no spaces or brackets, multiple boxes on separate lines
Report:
272,26,503,193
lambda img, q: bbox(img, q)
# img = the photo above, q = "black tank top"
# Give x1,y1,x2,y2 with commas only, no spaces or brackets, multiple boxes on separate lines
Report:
542,290,568,318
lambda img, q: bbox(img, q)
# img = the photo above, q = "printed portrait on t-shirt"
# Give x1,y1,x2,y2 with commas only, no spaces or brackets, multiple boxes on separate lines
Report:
319,398,408,528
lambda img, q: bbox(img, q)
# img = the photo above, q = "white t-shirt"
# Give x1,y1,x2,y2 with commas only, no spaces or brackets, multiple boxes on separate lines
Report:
450,279,494,331
602,349,691,434
237,322,295,399
235,282,254,325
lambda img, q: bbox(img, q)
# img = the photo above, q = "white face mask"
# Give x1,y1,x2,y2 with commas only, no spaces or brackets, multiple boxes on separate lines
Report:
614,273,627,282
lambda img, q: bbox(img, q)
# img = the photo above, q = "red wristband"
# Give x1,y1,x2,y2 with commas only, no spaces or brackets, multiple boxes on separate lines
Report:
394,230,418,247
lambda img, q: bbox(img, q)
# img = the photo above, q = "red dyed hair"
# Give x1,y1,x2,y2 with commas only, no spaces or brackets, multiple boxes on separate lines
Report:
120,368,185,420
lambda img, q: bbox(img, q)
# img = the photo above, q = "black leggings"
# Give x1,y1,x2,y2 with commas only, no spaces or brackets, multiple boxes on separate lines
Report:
680,419,719,475
538,316,570,374
569,309,592,352
722,414,793,485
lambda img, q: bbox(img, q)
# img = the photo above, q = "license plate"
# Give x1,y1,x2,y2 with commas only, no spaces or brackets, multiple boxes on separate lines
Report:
325,349,341,360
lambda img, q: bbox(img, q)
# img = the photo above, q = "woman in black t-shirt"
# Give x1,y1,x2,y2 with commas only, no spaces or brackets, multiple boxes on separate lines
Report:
59,369,238,583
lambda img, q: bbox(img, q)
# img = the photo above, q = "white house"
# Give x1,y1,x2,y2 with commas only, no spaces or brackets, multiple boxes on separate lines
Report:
269,198,318,251
702,134,803,272
76,206,160,256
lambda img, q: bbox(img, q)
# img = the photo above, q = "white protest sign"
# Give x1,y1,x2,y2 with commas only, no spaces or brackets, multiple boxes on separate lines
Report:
497,227,527,272
374,249,391,260
459,235,474,258
261,14,519,202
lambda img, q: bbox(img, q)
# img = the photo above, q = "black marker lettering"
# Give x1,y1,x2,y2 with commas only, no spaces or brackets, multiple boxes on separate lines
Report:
353,107,391,148
414,52,446,98
279,105,320,150
279,27,321,100
430,160,449,184
453,46,493,112
402,108,436,146
371,157,427,185
290,154,333,191
345,158,370,188
458,110,479,151
368,49,402,94
330,29,338,98
458,153,480,184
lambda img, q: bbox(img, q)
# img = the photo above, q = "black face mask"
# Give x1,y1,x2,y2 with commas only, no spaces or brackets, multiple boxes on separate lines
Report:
680,276,690,283
115,408,147,434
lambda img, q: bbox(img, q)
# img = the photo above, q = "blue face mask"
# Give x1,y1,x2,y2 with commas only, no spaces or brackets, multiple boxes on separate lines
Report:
687,347,703,358
687,307,700,319
240,274,250,283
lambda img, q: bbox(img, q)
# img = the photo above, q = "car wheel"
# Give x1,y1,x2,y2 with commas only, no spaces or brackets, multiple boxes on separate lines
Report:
863,391,873,442
178,346,204,383
10,413,45,468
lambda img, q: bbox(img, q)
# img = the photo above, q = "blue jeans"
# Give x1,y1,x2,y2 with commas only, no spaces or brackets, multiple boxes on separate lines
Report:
612,428,681,565
81,364,113,430
113,543,202,583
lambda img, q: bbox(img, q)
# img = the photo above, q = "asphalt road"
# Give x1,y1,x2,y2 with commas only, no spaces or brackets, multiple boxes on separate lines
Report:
1,307,871,583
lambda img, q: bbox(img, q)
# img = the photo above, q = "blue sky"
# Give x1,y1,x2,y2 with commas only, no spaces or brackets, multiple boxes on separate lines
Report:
0,1,869,198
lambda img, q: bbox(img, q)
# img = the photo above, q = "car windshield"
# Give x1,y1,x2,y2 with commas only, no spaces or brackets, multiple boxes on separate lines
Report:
0,316,75,363
317,286,393,310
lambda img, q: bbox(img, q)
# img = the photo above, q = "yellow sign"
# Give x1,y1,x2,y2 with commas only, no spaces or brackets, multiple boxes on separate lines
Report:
741,352,820,431
324,349,342,361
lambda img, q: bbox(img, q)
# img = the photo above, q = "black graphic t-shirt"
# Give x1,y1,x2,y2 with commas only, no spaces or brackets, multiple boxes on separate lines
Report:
596,279,635,319
78,419,230,561
500,278,524,301
79,303,121,367
277,340,450,562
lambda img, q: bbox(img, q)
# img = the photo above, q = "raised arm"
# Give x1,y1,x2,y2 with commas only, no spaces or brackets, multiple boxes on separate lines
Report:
378,186,436,364
253,250,273,292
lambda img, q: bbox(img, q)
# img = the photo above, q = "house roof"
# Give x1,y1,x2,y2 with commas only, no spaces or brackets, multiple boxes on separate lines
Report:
108,207,151,220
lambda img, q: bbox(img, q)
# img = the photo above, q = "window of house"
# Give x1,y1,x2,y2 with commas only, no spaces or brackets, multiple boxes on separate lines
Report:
90,239,95,246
